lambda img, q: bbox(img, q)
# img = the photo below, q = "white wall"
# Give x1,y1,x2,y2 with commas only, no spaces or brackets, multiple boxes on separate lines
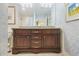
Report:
0,3,8,55
0,3,22,55
55,3,79,56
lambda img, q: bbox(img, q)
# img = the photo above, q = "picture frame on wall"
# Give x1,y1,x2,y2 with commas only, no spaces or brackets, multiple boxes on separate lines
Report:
8,6,16,25
66,3,79,22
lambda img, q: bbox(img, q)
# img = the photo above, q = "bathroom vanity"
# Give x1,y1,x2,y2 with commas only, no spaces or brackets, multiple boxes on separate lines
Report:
12,27,61,54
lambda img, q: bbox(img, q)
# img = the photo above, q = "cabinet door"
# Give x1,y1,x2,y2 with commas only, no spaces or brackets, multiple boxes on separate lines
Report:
14,36,30,48
43,35,59,48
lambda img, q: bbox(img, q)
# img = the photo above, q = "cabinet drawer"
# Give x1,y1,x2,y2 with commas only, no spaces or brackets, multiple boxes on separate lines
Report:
31,39,42,48
31,35,42,39
14,29,31,35
42,29,60,34
31,29,41,34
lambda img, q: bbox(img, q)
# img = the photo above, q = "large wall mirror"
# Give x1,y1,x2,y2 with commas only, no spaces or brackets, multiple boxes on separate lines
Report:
20,3,56,26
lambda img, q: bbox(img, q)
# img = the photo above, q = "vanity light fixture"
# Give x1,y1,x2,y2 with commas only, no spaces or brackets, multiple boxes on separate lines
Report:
20,3,32,10
41,3,52,8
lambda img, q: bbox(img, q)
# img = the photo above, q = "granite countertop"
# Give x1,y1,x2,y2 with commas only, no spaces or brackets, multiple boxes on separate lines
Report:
12,26,60,29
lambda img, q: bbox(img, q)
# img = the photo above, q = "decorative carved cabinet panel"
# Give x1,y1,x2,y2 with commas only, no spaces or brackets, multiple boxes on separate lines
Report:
12,28,61,54
15,36,30,48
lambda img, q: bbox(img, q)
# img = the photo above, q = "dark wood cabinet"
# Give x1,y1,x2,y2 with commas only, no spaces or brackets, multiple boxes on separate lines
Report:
12,28,61,54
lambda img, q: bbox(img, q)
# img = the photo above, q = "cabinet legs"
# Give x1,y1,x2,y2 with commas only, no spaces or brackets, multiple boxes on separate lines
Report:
12,48,61,54
12,51,18,54
12,48,19,54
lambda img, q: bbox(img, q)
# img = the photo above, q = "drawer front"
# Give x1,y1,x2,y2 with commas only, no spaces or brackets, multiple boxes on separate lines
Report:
31,29,41,34
14,29,31,35
31,35,42,39
42,29,60,34
31,39,42,48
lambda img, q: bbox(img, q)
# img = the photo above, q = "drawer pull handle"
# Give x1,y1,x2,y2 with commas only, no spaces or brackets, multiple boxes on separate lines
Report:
34,37,39,38
32,31,39,33
32,46,40,48
33,42,39,43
